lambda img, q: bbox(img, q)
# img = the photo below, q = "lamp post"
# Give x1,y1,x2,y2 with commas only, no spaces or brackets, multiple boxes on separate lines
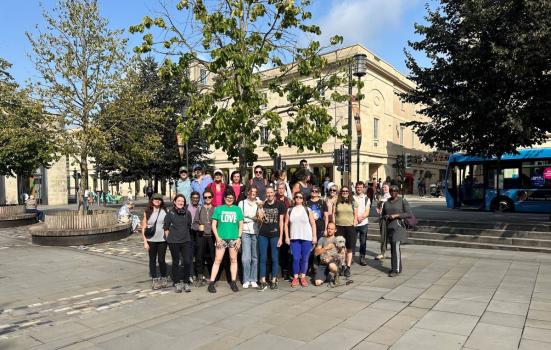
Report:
348,53,367,186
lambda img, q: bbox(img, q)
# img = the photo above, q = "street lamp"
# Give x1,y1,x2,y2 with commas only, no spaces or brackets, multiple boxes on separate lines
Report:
348,53,367,185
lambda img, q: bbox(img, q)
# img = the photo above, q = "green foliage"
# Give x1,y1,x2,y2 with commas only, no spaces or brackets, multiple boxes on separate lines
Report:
95,56,211,182
131,0,348,172
0,58,60,176
403,0,551,158
27,0,128,209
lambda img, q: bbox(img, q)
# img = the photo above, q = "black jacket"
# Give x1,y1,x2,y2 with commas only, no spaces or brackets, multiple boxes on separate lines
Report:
163,208,193,243
381,197,412,243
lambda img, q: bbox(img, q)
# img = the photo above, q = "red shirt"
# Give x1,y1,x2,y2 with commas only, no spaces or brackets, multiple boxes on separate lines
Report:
207,182,226,207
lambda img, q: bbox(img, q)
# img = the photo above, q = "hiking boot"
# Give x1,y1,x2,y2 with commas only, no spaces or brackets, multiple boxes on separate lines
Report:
291,277,299,288
230,281,239,292
175,282,183,293
207,282,217,293
183,283,191,293
160,277,168,289
359,256,368,266
270,279,279,290
300,276,308,287
151,278,160,290
344,266,351,278
257,282,268,291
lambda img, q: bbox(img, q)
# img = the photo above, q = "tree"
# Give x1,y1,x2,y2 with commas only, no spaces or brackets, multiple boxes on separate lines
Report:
130,0,349,174
403,0,551,159
27,0,128,211
0,58,59,177
95,56,211,184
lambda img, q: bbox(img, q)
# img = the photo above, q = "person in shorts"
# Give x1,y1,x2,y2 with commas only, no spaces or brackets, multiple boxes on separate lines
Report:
333,186,358,278
207,191,244,293
314,223,340,286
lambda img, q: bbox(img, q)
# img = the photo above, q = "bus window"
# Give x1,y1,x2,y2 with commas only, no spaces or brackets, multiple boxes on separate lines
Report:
487,166,519,190
522,161,551,189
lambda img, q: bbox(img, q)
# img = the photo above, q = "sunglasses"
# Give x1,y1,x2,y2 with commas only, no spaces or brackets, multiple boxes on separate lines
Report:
312,190,319,193
330,189,337,192
204,196,212,199
255,170,263,174
341,190,349,193
191,197,200,200
294,196,304,199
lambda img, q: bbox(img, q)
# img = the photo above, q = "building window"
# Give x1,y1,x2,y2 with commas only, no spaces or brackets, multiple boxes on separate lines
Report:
373,118,379,140
260,92,267,110
199,69,207,84
400,126,405,145
260,127,269,145
400,101,405,112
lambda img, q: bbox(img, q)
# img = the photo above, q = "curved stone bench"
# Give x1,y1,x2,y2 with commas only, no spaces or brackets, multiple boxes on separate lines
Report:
0,205,37,228
29,210,132,246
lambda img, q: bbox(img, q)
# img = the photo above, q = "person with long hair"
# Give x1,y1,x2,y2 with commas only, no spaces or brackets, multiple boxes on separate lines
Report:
164,194,194,293
333,186,358,278
208,191,244,293
324,182,338,230
207,169,226,207
238,186,260,289
193,189,216,286
375,183,391,260
381,185,413,277
229,170,246,204
274,169,292,200
291,169,312,201
285,192,317,287
141,193,168,290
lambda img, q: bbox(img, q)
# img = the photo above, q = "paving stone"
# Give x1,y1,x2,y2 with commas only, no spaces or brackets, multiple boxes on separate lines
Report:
414,310,478,336
464,323,522,350
369,299,409,312
341,308,398,333
94,328,176,350
366,326,405,346
410,298,438,309
444,285,495,303
352,340,389,350
269,312,343,342
433,298,487,316
479,311,526,329
522,327,551,343
196,335,245,350
525,318,551,330
383,286,425,303
487,300,529,316
519,339,551,350
530,301,551,312
166,325,233,350
236,333,304,350
528,309,551,322
390,327,466,350
298,326,366,350
0,335,43,349
493,290,533,303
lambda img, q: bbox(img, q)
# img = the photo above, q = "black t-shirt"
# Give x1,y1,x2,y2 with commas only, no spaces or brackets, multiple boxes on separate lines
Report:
259,201,286,237
307,199,327,237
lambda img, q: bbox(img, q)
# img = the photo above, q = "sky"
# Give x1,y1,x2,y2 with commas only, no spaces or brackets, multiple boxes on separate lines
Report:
0,0,434,85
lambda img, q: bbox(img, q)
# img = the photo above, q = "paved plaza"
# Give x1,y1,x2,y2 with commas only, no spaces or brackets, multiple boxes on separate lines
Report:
2,214,551,350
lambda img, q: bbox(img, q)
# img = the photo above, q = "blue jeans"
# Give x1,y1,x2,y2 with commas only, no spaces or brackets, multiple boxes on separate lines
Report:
290,239,312,275
258,235,279,279
356,224,369,257
241,233,258,283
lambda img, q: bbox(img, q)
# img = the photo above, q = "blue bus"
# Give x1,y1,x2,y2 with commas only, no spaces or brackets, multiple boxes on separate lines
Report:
444,148,551,213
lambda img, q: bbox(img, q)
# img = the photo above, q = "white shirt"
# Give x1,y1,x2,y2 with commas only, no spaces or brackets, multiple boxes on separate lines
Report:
288,206,313,241
239,199,259,234
354,194,371,226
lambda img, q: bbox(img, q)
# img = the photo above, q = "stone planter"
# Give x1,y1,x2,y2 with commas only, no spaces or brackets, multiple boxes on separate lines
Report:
30,210,131,246
0,205,37,228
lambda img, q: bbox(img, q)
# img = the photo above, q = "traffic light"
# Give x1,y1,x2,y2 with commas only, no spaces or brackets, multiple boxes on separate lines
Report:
342,147,350,172
405,153,412,168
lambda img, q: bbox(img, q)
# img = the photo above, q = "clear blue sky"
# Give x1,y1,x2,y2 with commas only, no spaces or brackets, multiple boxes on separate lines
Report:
0,0,433,85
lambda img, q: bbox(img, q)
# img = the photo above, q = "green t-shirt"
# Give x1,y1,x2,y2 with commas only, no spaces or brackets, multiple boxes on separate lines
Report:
212,205,244,240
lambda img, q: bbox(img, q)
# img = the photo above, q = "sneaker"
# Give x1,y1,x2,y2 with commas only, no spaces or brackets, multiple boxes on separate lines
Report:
300,276,308,287
207,282,217,293
183,283,191,293
175,282,183,293
160,277,168,289
291,277,299,288
151,278,160,290
270,279,278,290
359,256,367,266
344,266,351,278
230,281,239,292
242,282,250,289
257,282,268,291
250,281,259,288
375,254,384,260
388,270,398,278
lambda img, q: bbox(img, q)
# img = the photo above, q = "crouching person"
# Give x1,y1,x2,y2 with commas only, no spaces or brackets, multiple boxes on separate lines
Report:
314,223,344,286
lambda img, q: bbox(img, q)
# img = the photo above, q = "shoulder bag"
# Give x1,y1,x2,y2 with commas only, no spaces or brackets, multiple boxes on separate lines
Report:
401,199,417,229
144,210,161,238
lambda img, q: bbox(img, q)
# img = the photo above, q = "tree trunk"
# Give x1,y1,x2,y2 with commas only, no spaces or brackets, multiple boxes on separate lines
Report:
78,155,89,214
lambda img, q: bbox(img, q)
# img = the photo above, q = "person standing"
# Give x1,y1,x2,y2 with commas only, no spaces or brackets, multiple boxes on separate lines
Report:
353,181,371,266
275,182,292,282
208,191,244,293
375,183,391,260
257,187,286,290
275,182,291,209
25,195,44,222
164,194,194,293
239,186,260,289
274,170,292,200
229,171,246,204
252,165,269,201
381,185,413,277
207,169,226,207
172,166,192,203
324,183,338,230
292,169,312,201
191,165,213,204
141,193,168,290
193,190,215,286
285,192,317,287
306,185,326,240
333,186,358,278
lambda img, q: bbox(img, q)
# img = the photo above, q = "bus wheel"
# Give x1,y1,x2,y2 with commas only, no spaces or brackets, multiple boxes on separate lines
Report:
492,197,514,212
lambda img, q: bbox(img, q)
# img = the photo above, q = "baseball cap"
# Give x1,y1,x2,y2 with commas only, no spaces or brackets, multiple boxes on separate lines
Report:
193,164,203,171
151,193,163,200
179,166,188,173
213,169,223,176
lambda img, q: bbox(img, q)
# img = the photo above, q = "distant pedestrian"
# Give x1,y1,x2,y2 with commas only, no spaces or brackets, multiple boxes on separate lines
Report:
141,193,168,290
145,184,154,200
375,183,391,260
25,195,44,222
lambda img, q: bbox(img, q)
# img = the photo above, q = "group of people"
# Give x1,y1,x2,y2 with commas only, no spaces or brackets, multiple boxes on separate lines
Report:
140,161,413,293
